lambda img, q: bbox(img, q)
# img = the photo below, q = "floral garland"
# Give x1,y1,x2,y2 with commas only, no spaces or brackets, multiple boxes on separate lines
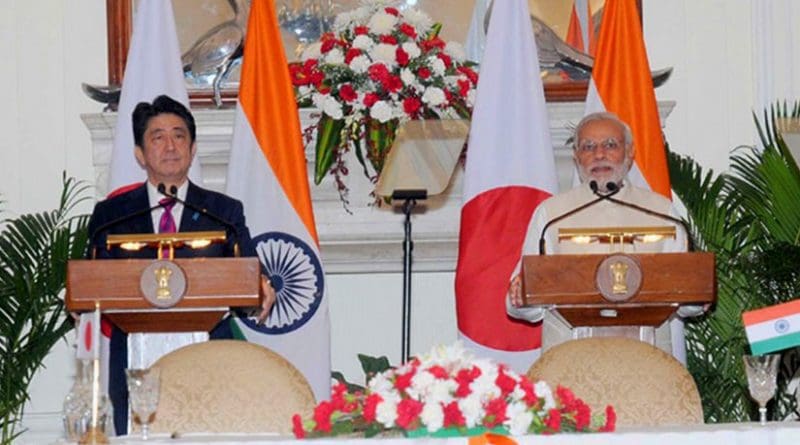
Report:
289,0,478,200
292,343,615,437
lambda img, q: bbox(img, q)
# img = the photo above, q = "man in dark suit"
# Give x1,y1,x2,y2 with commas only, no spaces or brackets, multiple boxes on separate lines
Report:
86,95,275,435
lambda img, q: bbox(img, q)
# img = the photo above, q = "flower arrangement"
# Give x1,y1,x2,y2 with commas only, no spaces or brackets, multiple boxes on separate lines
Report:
289,0,479,196
292,343,615,438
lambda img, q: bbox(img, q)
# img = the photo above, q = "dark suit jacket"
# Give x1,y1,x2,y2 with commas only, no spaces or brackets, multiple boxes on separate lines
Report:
86,181,255,259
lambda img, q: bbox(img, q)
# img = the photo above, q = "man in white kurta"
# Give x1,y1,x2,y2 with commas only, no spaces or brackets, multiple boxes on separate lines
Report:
507,112,699,363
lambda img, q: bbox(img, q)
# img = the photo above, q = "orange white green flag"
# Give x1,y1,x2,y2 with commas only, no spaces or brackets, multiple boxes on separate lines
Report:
743,300,800,355
225,0,330,401
583,0,671,199
565,0,595,55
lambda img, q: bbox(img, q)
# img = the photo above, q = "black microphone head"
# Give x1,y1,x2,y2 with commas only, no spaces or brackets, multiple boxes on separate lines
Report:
589,180,599,193
157,183,166,194
169,185,178,196
606,182,619,193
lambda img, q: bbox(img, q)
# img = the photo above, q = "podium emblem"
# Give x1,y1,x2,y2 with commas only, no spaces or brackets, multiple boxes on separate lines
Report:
239,231,324,334
596,254,642,302
140,260,187,308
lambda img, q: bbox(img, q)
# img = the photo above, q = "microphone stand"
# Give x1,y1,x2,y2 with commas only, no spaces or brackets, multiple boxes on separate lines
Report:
392,189,427,364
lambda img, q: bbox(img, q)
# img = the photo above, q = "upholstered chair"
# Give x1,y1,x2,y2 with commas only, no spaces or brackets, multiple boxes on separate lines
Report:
527,337,703,427
146,340,315,435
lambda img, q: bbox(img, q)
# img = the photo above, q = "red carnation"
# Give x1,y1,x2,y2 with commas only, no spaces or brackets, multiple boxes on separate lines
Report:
399,23,417,39
330,382,347,410
494,368,517,397
354,25,369,35
396,47,410,66
394,369,415,392
556,385,577,411
574,400,591,431
313,401,334,433
380,35,398,45
292,414,306,438
443,401,466,428
519,378,538,406
368,63,390,81
483,397,508,428
363,393,383,423
421,37,446,52
339,84,357,102
457,79,471,97
454,366,481,398
383,74,403,93
345,47,362,64
363,92,379,108
321,38,336,53
437,52,452,69
384,7,399,16
403,97,422,117
600,405,616,432
426,365,449,380
544,409,561,432
457,66,479,84
396,399,424,429
417,67,431,80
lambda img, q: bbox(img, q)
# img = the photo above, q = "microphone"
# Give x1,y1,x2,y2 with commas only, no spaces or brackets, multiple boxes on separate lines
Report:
590,184,694,251
537,180,620,254
157,183,243,257
88,201,168,259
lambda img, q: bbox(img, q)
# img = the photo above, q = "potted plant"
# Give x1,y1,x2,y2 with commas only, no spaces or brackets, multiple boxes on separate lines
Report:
0,175,90,444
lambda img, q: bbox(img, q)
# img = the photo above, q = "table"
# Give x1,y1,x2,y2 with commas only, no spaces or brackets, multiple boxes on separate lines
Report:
54,421,800,445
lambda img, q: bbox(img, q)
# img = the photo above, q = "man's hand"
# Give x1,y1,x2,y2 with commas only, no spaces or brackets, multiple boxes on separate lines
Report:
508,273,524,307
256,275,277,324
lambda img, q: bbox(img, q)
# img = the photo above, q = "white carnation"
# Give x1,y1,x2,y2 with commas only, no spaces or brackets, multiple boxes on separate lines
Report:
311,92,326,109
445,41,467,62
409,370,435,399
325,48,345,65
300,42,322,61
332,11,353,33
467,89,476,107
401,8,433,33
375,399,398,428
422,87,446,107
370,43,398,66
429,57,446,76
349,55,371,73
535,381,556,410
368,372,396,394
420,402,444,432
353,34,374,51
370,100,394,123
368,11,397,34
322,95,344,120
401,42,421,59
458,396,482,428
506,402,534,436
400,68,416,87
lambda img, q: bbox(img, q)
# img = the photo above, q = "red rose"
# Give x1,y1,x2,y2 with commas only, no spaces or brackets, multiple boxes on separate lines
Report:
395,399,424,429
363,92,379,108
443,401,466,428
483,397,508,428
384,7,399,16
396,47,410,66
403,97,422,117
354,25,369,35
363,393,383,423
380,35,398,45
292,414,306,438
312,401,334,433
345,48,362,64
416,67,431,79
544,409,561,432
600,405,616,432
339,84,357,102
399,23,417,39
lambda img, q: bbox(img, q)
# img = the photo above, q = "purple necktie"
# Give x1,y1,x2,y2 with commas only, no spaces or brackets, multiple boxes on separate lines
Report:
159,198,176,258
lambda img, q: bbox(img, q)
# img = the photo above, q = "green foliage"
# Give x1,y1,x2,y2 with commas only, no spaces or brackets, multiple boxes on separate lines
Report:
0,175,90,444
669,101,800,423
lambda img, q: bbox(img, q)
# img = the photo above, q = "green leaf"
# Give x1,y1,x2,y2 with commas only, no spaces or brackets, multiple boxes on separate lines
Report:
314,116,346,184
357,353,392,384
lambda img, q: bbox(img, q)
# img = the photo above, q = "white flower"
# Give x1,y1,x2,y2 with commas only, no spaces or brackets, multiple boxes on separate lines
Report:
535,381,556,411
349,55,371,73
400,68,416,87
506,402,534,436
311,92,326,109
467,89,476,107
422,87,446,107
420,402,444,432
445,41,467,62
332,11,353,33
429,56,446,76
300,42,322,61
368,11,397,34
352,34,374,51
458,395,482,427
322,95,344,119
375,399,398,428
370,101,394,123
401,8,433,33
325,48,345,65
409,369,435,399
370,43,398,66
401,42,421,59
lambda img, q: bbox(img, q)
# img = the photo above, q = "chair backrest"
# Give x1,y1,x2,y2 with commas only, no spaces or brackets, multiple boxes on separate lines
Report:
527,337,703,427
148,340,316,435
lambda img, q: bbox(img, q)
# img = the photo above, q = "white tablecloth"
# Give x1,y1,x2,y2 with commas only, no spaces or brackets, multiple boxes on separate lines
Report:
54,421,800,445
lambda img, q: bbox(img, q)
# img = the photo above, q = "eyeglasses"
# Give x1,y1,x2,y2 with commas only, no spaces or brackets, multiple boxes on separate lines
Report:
575,138,623,154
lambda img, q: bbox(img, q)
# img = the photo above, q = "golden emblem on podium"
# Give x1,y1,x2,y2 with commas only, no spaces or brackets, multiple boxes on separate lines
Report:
596,254,642,302
140,260,186,308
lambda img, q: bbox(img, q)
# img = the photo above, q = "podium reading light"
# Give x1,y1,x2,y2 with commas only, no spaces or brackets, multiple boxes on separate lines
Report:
558,226,676,250
106,231,228,260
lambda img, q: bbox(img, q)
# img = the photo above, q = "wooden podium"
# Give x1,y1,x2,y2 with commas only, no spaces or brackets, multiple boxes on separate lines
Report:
66,257,262,333
521,252,716,328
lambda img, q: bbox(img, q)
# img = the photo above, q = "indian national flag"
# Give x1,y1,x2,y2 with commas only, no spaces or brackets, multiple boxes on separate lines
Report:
743,300,800,355
584,0,671,199
226,0,330,401
565,0,595,55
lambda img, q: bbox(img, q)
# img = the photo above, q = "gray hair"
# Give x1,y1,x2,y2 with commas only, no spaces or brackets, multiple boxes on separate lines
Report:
573,112,633,149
